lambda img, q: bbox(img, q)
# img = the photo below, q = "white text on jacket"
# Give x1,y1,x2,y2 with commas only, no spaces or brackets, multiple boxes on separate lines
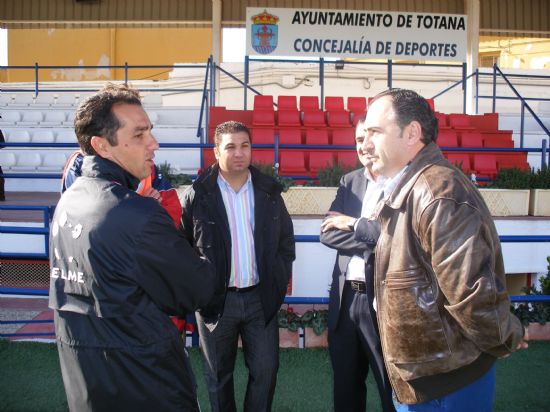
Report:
51,267,85,283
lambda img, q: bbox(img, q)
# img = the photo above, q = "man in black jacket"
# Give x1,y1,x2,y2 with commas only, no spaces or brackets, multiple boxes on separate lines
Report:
181,121,295,412
49,84,218,411
320,119,395,412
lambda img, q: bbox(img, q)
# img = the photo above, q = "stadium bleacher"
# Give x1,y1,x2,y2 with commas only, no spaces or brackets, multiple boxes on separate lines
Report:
0,90,537,188
203,96,531,179
0,93,205,190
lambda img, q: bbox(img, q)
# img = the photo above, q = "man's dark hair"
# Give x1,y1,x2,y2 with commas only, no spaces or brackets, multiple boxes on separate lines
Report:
214,121,252,147
370,89,438,144
74,83,142,155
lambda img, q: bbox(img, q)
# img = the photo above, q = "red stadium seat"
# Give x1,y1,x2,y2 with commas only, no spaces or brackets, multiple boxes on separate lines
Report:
209,106,228,128
277,110,301,127
336,151,359,169
305,129,329,145
254,95,274,110
448,113,474,129
309,151,334,174
303,110,326,127
279,129,302,145
332,129,355,146
277,95,298,111
252,149,275,165
279,151,308,175
252,128,275,144
435,112,448,128
201,149,217,168
470,113,499,131
327,110,351,127
348,97,367,125
445,153,472,173
497,154,530,171
325,96,345,111
473,154,498,179
437,129,458,147
300,96,320,112
347,97,367,113
459,131,483,147
482,133,514,148
252,109,275,126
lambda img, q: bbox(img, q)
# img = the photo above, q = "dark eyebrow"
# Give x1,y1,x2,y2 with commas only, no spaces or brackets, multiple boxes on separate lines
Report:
366,126,381,132
134,125,150,133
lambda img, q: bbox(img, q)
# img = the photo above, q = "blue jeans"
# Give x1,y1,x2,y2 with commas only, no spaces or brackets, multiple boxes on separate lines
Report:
393,365,496,412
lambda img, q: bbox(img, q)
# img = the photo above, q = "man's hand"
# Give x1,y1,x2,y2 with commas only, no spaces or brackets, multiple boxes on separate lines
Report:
502,337,528,358
142,187,162,203
517,339,529,350
321,212,356,233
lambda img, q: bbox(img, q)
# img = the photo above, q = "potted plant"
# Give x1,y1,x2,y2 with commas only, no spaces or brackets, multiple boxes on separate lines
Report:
280,161,356,215
252,162,294,193
480,168,531,216
529,167,550,216
159,162,194,202
277,307,329,348
252,162,331,215
301,309,329,348
316,162,357,187
277,306,301,348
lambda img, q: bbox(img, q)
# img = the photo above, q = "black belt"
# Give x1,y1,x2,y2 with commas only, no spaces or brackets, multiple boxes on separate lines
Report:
346,280,367,294
227,284,258,293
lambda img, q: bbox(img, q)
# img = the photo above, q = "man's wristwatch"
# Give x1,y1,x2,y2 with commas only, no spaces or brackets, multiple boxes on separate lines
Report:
346,218,357,231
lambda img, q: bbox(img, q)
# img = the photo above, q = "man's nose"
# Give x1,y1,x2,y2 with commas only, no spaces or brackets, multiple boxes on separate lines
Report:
361,134,372,151
149,132,160,151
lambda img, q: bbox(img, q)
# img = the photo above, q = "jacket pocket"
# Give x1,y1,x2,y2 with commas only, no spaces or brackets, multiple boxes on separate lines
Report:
192,219,216,252
382,267,450,364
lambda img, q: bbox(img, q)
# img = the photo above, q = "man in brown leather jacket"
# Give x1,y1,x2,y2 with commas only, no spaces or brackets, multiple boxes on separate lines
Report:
355,88,527,411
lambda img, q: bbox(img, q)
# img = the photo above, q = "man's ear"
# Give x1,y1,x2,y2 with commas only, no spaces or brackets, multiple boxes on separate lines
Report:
90,136,110,158
213,145,220,160
406,121,423,146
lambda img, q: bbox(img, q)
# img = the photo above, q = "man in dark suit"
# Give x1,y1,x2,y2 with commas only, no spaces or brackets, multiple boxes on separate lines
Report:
320,119,394,412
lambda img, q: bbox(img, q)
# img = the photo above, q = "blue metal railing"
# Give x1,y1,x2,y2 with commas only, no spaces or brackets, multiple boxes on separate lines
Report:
0,205,53,258
243,57,466,111
433,65,550,154
1,139,547,181
2,232,550,340
197,56,213,143
0,63,210,95
491,65,550,150
1,232,549,339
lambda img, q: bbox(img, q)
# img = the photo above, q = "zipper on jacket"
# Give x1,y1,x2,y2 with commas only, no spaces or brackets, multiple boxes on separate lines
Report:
374,230,401,401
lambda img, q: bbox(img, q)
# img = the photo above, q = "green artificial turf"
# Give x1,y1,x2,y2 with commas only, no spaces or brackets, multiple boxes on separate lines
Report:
0,340,548,411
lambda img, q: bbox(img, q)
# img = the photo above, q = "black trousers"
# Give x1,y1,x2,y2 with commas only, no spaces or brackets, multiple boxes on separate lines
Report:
196,287,279,412
328,282,395,412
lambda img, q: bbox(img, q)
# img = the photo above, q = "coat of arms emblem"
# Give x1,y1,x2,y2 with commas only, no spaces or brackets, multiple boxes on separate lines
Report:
251,10,279,54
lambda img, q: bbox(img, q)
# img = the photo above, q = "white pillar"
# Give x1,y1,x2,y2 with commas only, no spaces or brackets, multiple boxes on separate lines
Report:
212,0,222,103
465,0,480,114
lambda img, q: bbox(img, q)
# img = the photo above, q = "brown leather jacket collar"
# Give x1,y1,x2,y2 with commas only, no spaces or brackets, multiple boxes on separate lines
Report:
385,142,445,210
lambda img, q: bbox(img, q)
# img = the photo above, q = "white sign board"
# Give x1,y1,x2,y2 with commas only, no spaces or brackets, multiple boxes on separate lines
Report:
246,7,467,62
